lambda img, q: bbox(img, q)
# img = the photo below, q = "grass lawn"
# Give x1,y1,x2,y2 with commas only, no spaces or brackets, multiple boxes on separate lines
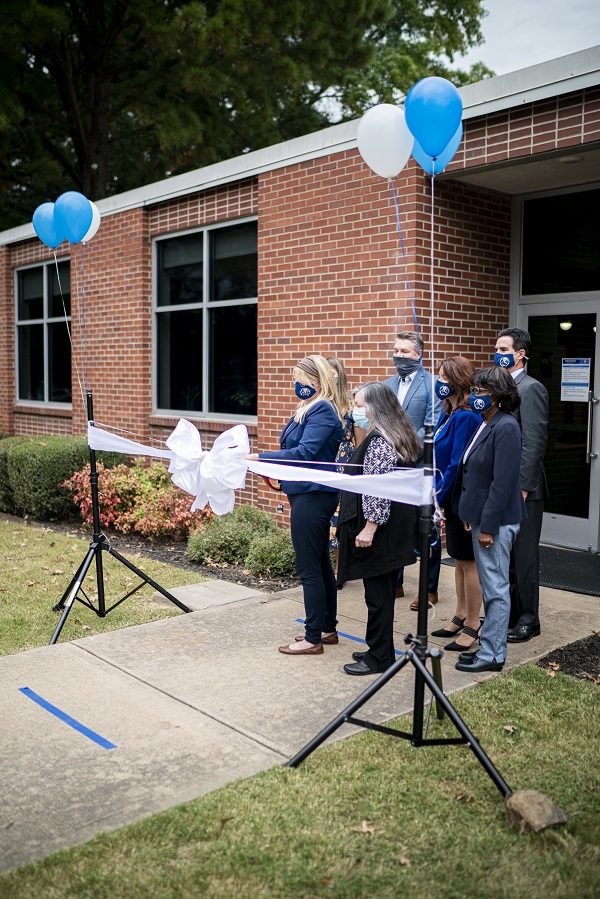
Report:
0,666,599,897
0,519,199,654
1,518,599,897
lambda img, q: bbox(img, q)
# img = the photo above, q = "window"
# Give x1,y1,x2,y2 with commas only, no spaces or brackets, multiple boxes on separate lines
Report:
16,260,71,403
155,220,258,417
522,188,600,295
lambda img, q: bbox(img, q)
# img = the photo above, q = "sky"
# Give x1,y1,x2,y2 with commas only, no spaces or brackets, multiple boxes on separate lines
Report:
455,0,600,76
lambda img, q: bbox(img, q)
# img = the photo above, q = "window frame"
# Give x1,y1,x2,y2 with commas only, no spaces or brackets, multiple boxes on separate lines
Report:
152,217,258,423
14,257,72,408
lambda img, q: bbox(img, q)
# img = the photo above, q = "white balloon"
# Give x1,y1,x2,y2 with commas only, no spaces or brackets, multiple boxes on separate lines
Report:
356,103,414,179
82,202,101,243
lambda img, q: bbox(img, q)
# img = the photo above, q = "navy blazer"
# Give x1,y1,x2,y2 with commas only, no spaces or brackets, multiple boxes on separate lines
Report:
383,368,441,443
434,407,481,508
260,400,344,495
453,410,527,534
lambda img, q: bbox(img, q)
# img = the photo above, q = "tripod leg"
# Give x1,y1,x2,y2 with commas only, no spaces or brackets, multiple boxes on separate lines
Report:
49,546,98,645
106,547,192,613
286,653,412,768
410,651,512,797
429,656,445,721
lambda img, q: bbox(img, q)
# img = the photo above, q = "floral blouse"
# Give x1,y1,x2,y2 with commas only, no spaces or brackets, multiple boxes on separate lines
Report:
362,435,397,525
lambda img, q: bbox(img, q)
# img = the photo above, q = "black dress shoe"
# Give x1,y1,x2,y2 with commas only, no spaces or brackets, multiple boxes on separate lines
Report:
455,655,504,673
344,660,379,675
458,650,477,662
507,624,541,643
352,651,366,661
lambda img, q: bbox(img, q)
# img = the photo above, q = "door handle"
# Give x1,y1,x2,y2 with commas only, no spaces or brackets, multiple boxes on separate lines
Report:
587,390,599,463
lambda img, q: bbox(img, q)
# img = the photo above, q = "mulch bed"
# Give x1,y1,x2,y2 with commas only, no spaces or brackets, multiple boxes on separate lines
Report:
536,633,600,685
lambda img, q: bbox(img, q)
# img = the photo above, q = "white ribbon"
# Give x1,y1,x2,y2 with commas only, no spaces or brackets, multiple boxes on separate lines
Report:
87,420,426,514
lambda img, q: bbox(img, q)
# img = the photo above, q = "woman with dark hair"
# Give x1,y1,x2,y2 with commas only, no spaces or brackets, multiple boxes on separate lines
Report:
429,356,484,651
336,381,421,675
246,355,344,656
453,366,527,674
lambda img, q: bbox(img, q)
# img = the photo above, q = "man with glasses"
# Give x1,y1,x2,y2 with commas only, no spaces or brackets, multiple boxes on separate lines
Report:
384,331,440,604
494,328,549,643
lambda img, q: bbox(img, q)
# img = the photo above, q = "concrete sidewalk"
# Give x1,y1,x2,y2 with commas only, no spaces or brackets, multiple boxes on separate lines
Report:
1,561,598,874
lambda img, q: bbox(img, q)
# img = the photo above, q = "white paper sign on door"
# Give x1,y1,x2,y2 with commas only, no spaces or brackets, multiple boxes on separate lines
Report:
561,358,591,402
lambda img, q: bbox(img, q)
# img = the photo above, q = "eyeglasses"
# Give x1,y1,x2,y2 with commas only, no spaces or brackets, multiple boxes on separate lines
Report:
471,387,491,396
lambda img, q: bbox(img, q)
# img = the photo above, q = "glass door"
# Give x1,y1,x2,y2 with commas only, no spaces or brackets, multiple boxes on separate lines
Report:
519,301,599,551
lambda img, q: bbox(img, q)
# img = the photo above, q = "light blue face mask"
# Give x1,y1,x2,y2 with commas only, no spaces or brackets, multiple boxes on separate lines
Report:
352,408,370,430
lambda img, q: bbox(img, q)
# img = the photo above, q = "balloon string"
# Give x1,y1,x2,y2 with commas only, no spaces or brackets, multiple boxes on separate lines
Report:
80,245,89,393
389,179,419,334
52,250,85,411
430,164,436,429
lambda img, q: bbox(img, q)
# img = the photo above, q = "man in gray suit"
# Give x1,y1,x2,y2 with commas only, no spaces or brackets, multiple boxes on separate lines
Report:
384,331,440,603
494,328,549,643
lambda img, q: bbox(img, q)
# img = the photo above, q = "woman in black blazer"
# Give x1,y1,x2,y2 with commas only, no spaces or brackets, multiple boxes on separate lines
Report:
453,367,527,674
246,355,344,656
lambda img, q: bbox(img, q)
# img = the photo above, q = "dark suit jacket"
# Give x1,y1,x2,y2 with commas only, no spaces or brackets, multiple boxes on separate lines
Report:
259,399,344,495
512,369,549,501
383,368,441,443
453,410,527,534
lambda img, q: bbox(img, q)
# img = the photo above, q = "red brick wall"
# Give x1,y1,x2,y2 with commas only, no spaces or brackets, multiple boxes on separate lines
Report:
449,87,600,171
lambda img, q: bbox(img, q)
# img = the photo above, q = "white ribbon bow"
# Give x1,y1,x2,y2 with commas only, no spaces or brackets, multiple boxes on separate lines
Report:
87,420,249,515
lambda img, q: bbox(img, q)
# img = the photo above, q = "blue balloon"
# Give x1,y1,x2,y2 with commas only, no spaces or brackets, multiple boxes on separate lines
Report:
405,76,463,159
54,191,93,244
412,122,463,175
32,203,65,249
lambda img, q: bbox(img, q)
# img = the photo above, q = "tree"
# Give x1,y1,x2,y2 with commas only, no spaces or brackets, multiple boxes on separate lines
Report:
0,0,492,229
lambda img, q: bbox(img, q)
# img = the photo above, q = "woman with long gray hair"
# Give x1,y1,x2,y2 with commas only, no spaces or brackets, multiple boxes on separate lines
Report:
337,381,421,675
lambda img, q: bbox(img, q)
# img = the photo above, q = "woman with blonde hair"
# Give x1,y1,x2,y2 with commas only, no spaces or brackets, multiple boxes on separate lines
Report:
326,357,356,577
246,355,344,655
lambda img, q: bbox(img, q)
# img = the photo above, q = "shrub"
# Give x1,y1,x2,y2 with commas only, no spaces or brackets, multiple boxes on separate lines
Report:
245,529,297,578
0,436,121,520
63,459,213,539
186,503,276,565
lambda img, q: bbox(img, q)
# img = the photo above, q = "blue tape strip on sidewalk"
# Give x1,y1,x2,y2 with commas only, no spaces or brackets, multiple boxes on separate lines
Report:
295,619,404,656
19,687,117,750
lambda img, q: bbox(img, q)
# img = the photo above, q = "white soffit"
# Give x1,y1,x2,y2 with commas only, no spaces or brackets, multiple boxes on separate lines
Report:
1,46,599,245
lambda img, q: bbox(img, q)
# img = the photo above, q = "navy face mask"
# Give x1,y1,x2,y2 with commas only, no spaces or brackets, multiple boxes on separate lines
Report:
435,380,455,400
469,392,493,414
295,381,317,400
494,352,515,369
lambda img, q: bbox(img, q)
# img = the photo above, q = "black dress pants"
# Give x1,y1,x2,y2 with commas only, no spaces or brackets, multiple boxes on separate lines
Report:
289,490,339,644
509,497,543,629
362,568,400,669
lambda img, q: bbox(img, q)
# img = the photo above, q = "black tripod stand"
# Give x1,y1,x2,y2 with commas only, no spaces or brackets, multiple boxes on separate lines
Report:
286,425,512,799
50,390,192,645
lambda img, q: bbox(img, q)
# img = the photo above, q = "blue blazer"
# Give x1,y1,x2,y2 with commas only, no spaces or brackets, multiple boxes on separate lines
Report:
260,400,344,495
383,368,441,443
453,410,527,535
434,407,481,508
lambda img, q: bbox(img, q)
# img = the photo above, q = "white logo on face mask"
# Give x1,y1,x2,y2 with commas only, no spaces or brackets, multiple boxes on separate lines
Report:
439,385,450,396
474,398,486,411
299,386,312,398
499,357,510,367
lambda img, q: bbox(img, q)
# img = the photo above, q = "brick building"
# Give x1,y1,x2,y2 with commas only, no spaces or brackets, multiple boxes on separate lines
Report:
1,47,599,550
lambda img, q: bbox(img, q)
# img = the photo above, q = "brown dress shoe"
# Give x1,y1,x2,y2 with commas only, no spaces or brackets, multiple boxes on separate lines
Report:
410,592,438,611
395,585,404,598
295,632,339,644
279,642,324,655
